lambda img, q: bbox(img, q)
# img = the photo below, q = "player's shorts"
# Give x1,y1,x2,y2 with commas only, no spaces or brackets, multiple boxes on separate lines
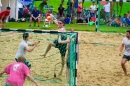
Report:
123,55,130,61
15,58,31,67
53,34,67,57
53,39,67,57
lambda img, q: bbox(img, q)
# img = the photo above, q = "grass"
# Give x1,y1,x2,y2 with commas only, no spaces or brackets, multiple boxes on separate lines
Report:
4,22,130,34
5,22,96,31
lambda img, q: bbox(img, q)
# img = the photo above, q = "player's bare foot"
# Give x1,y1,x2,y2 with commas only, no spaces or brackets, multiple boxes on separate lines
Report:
40,54,46,58
58,72,62,76
124,73,128,76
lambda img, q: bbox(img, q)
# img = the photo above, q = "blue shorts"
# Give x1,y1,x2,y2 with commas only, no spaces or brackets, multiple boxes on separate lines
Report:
15,58,31,67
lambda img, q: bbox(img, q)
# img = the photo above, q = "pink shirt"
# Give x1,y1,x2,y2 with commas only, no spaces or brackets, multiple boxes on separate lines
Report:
4,62,30,86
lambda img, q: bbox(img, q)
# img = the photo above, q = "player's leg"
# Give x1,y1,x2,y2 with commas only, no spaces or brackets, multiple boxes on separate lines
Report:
59,47,67,76
66,54,70,82
2,19,6,28
121,56,128,76
41,42,55,57
59,56,65,76
0,19,3,28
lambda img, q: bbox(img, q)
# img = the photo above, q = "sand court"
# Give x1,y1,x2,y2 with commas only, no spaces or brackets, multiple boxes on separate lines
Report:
0,31,130,86
78,32,130,86
0,32,69,86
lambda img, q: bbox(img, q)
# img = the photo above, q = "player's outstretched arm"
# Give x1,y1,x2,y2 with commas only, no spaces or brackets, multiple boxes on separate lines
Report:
29,41,40,46
25,42,39,52
26,74,40,86
0,70,6,77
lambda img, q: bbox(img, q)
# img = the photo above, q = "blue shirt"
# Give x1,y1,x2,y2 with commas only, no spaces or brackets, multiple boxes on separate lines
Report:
31,10,40,17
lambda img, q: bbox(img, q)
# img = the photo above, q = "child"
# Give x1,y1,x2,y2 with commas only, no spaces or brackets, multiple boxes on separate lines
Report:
43,10,52,27
0,55,40,86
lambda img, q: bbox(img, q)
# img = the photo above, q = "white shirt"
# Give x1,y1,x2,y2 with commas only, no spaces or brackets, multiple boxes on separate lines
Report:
15,40,30,59
103,3,110,12
90,5,97,11
122,37,130,56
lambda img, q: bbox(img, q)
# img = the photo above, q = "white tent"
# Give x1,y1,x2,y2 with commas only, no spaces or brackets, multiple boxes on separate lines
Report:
1,0,18,20
0,0,2,11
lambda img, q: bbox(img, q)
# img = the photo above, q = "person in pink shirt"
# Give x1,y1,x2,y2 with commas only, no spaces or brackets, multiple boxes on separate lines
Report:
0,55,40,86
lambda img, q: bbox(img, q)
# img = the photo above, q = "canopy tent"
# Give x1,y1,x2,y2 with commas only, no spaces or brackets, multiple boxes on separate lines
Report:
0,0,2,11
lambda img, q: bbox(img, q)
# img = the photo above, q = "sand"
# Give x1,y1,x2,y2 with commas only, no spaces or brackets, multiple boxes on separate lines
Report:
0,32,130,86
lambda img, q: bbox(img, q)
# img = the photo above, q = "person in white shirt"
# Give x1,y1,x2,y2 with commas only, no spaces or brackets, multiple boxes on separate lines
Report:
119,30,130,76
90,2,97,17
15,33,40,69
103,1,110,22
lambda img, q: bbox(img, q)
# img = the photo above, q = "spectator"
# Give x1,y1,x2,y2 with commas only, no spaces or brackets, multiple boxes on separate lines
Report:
29,7,41,27
23,5,30,19
114,16,122,27
77,2,82,19
126,11,130,18
43,10,52,26
127,15,130,26
64,14,71,24
100,8,105,21
90,2,97,18
0,7,11,28
121,14,128,27
58,4,64,18
103,1,110,23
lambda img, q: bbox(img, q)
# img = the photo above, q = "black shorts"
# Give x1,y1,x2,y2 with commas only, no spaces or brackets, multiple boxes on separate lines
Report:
32,18,38,22
53,39,67,57
123,55,130,61
15,58,31,67
0,18,6,21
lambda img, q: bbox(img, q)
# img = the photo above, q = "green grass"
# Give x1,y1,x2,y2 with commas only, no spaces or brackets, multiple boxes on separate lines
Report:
99,2,130,16
4,22,130,34
5,22,95,31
